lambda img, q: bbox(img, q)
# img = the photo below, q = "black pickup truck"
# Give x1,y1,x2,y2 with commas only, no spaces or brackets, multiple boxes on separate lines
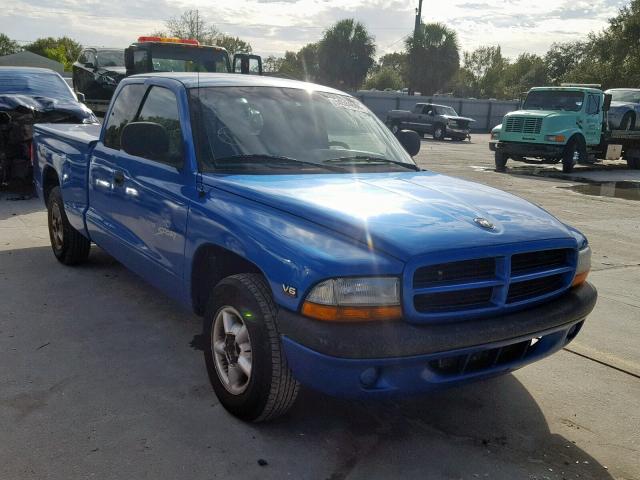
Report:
386,103,475,141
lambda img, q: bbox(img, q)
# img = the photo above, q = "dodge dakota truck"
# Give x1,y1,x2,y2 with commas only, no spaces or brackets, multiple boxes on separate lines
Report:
33,73,596,422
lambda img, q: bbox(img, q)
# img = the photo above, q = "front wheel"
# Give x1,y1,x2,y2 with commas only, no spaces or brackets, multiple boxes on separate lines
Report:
621,112,635,131
495,151,508,172
433,124,446,140
204,273,299,422
47,186,91,265
562,137,586,173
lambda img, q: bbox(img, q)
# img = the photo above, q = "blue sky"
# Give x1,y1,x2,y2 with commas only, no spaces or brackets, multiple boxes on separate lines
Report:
0,0,627,58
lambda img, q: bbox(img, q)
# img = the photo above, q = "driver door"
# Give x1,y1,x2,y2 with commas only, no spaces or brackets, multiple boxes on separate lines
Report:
584,94,602,146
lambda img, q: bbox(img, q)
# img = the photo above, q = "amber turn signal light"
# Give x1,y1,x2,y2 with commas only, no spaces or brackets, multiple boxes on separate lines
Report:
301,302,402,322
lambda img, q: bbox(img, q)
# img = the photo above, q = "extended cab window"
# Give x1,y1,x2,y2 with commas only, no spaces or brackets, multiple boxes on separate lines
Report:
136,86,184,167
103,84,146,150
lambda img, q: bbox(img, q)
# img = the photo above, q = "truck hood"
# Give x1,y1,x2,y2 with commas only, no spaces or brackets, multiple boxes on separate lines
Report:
609,101,636,110
504,109,563,118
206,172,573,261
0,94,95,121
442,114,475,123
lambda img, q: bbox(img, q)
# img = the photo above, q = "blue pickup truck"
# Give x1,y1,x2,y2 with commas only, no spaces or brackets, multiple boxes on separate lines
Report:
33,73,596,422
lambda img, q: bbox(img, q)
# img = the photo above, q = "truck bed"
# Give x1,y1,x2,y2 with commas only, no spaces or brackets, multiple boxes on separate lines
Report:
33,123,100,235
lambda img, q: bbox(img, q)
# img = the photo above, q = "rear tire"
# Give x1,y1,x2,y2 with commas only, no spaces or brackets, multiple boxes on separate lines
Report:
203,273,299,422
495,151,508,172
47,186,91,265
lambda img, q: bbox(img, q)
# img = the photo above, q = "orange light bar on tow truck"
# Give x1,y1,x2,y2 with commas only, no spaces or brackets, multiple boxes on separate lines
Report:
137,36,200,46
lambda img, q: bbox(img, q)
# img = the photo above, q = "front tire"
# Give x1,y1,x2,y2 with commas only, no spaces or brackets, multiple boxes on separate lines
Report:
495,151,508,172
562,137,586,173
203,273,299,422
621,112,635,131
433,124,446,140
47,186,91,265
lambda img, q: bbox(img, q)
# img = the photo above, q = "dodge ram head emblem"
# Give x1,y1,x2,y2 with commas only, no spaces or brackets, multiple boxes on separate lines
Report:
474,217,495,230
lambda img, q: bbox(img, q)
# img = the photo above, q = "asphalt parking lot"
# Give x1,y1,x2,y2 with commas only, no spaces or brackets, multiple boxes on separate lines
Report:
1,134,638,480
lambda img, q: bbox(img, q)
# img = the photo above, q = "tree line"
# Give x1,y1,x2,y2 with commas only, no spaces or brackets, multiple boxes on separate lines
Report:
2,1,640,97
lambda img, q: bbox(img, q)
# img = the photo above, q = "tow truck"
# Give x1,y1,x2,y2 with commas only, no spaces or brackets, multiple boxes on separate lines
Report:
492,84,640,172
76,36,262,115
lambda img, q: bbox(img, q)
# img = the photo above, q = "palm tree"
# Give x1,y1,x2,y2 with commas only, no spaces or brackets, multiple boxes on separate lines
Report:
406,23,460,95
318,19,376,90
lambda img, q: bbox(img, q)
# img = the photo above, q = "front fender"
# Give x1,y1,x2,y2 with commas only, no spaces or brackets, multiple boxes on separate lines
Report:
184,187,404,312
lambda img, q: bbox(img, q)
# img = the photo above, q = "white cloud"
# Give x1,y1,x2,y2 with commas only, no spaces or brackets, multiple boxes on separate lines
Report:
0,0,627,58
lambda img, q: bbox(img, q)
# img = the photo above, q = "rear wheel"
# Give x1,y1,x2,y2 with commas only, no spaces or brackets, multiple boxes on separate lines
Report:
203,273,299,422
495,151,508,172
562,137,586,173
47,186,91,265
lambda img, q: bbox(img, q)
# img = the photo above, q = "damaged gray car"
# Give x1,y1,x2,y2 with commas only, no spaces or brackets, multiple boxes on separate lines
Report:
0,67,97,185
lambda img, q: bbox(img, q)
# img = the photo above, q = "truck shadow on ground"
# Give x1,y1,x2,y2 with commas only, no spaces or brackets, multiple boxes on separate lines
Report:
0,246,614,480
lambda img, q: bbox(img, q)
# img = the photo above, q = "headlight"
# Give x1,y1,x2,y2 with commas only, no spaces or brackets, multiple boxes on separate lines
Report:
491,131,500,140
545,134,566,142
302,277,401,322
572,245,591,287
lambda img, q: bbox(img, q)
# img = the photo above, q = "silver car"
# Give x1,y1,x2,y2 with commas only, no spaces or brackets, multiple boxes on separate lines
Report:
605,88,640,130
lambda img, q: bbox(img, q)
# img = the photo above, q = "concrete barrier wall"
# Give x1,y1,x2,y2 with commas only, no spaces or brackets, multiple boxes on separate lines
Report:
353,91,519,132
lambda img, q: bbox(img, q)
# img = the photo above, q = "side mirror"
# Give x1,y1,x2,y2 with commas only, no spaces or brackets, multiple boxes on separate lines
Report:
76,92,86,103
121,122,170,161
397,129,421,157
233,54,263,75
124,48,134,72
603,93,612,112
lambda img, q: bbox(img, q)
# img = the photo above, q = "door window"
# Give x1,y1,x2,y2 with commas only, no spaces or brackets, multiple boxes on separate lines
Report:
103,84,147,149
135,86,184,167
586,95,600,115
85,51,96,67
133,50,149,74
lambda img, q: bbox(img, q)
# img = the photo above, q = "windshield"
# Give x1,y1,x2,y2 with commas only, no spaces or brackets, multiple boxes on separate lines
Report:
190,86,416,173
0,71,74,100
97,50,124,68
436,106,457,116
151,46,229,73
523,90,584,111
607,89,640,103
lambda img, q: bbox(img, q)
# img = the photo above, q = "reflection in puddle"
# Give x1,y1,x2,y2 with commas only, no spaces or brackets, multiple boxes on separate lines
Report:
560,182,640,201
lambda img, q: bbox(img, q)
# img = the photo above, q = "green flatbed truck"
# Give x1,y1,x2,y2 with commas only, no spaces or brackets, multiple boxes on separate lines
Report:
490,85,640,172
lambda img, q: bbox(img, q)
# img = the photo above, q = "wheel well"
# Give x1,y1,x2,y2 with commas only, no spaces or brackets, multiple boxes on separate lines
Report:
42,166,59,204
191,244,263,316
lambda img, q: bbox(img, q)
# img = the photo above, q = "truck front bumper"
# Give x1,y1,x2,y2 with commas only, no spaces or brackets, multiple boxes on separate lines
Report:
496,141,565,159
278,283,596,398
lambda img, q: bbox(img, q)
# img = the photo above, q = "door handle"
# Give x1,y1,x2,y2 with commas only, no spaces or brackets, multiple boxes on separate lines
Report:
113,170,125,187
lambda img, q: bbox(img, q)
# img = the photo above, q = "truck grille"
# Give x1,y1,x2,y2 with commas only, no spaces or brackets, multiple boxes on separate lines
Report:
505,116,543,134
410,248,575,320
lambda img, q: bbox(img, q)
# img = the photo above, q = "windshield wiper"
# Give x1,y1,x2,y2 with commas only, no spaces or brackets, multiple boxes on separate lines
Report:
214,154,346,172
324,155,421,171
